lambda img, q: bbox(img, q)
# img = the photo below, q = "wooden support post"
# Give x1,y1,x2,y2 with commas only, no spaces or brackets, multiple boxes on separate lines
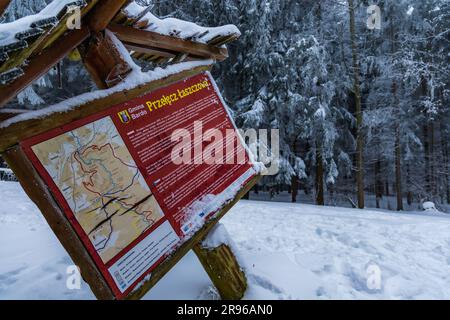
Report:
78,31,132,89
193,231,247,300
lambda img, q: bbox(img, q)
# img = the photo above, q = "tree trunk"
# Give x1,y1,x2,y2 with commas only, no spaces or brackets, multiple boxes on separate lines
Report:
420,74,432,199
440,120,450,204
423,123,431,196
315,145,324,205
430,121,436,197
385,175,390,196
388,12,403,211
406,163,413,206
393,82,403,211
348,0,364,209
394,119,403,210
375,157,382,208
291,141,298,203
291,175,298,203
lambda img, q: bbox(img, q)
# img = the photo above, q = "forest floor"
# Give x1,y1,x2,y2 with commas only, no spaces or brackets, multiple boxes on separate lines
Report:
249,190,450,213
1,181,450,300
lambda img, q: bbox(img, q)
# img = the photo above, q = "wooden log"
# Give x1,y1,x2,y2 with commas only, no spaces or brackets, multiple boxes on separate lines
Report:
0,64,211,152
0,26,91,109
108,23,229,61
1,145,115,300
127,174,260,300
78,31,132,89
193,240,247,300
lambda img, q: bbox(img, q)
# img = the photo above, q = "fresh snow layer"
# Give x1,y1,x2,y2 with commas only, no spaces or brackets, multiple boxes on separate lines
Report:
1,181,450,300
0,0,77,46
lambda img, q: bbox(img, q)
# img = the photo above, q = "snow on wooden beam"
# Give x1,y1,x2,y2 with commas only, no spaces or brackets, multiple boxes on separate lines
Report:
0,27,51,75
0,108,28,122
124,42,178,59
108,23,229,62
0,26,91,109
35,0,95,53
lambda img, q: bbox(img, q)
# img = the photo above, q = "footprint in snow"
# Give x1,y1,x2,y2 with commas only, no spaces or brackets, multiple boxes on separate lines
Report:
0,266,28,286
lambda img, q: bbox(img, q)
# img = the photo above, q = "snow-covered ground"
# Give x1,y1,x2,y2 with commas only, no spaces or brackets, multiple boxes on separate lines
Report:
1,181,450,300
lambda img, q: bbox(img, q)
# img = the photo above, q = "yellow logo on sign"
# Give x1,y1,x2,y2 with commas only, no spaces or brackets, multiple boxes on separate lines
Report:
118,110,131,124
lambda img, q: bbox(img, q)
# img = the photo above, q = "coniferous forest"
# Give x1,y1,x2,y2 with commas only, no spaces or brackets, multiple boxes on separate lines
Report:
2,0,449,212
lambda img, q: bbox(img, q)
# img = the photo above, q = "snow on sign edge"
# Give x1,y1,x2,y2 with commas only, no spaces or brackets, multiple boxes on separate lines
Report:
0,59,214,129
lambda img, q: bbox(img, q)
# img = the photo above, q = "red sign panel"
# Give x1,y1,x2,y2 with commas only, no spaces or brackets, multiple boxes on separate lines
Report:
21,72,256,299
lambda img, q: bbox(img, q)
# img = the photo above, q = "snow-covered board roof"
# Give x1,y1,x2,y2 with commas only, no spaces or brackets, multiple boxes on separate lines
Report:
0,0,240,86
0,0,240,114
120,1,241,45
112,1,241,64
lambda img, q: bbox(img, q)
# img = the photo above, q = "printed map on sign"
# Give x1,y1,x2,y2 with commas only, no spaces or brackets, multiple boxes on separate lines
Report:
31,116,163,263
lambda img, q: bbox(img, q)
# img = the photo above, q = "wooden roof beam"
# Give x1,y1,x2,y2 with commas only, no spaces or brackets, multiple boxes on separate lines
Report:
87,0,130,33
108,23,229,62
0,26,90,109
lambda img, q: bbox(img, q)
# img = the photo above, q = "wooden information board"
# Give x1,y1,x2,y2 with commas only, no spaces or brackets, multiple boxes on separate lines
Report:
1,69,260,299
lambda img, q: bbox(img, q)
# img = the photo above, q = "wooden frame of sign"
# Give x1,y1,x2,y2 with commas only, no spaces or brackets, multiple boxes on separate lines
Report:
0,65,260,300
